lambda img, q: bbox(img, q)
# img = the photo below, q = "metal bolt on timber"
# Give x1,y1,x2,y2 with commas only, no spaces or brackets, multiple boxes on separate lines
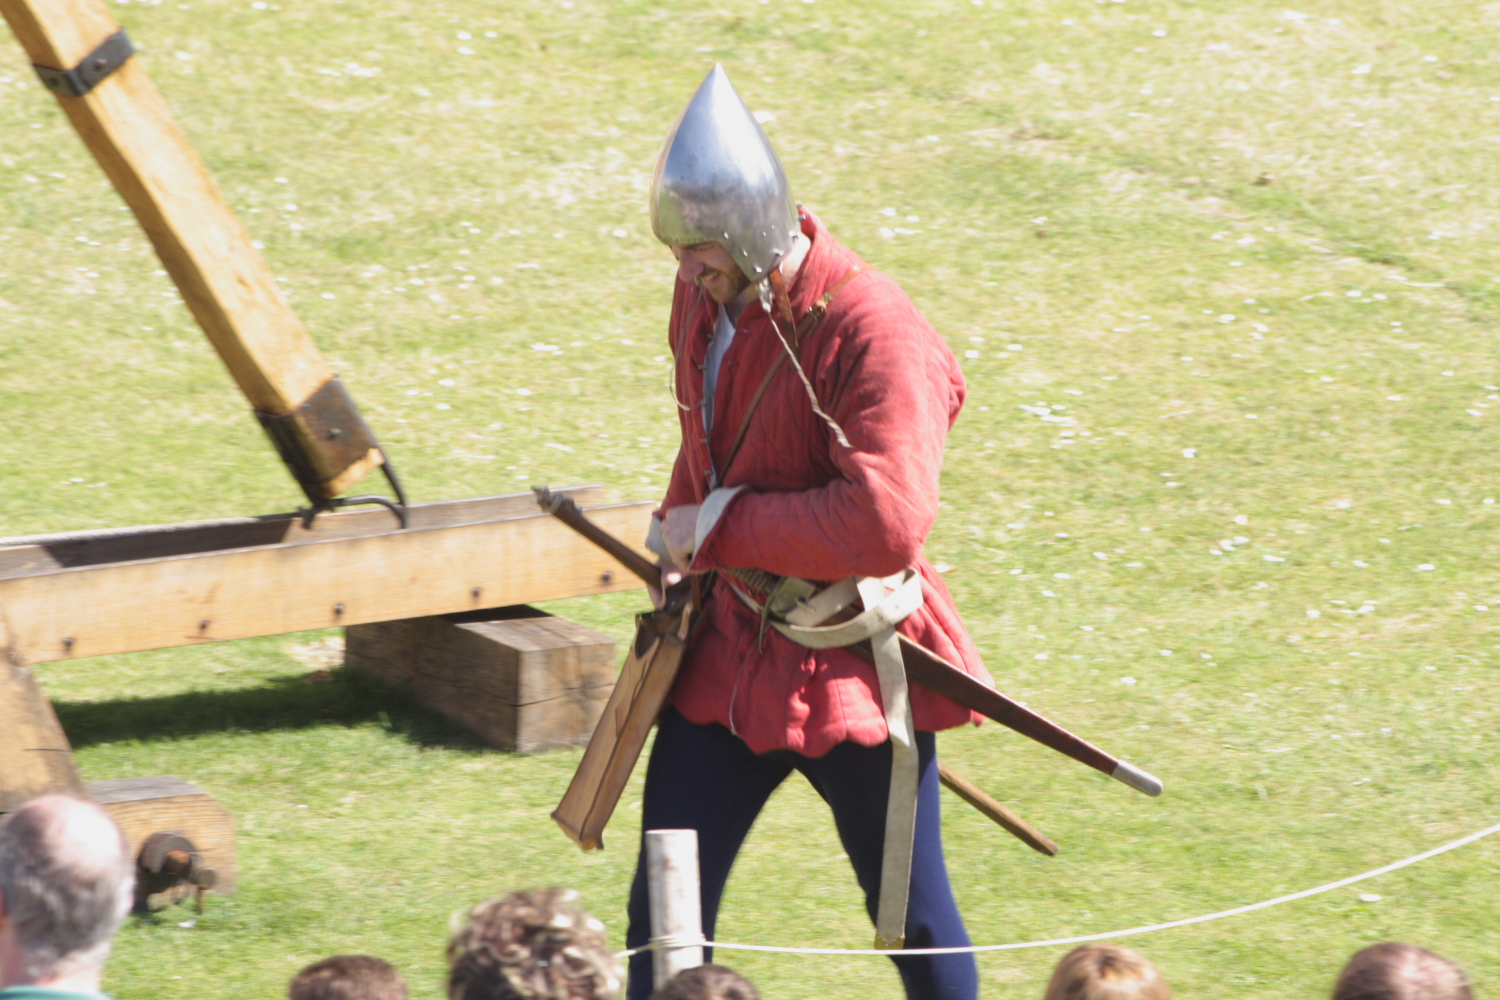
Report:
646,829,704,989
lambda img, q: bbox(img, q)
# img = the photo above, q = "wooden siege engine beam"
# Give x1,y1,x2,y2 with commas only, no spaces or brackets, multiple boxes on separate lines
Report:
0,0,394,505
0,488,652,665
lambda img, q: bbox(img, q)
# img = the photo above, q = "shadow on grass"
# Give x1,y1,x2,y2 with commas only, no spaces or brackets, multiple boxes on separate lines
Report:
53,669,491,752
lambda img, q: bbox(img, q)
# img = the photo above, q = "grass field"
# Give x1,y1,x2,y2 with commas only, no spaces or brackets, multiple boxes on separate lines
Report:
4,0,1500,997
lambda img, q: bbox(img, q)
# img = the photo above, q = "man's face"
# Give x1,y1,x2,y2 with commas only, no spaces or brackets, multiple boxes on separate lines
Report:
670,241,751,304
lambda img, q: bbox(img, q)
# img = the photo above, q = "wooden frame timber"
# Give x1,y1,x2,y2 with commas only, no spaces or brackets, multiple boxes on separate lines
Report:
0,608,88,812
0,0,386,502
0,489,652,664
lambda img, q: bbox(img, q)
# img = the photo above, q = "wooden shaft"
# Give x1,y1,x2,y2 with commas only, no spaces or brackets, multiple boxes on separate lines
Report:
0,0,328,411
645,829,705,987
846,638,1119,775
535,488,663,591
0,0,382,499
937,762,1058,857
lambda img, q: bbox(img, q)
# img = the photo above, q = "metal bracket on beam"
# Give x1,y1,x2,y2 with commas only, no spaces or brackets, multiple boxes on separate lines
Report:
32,29,134,98
255,377,407,522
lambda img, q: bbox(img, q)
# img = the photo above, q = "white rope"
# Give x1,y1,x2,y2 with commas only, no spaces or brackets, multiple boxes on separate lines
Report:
618,818,1500,958
649,932,706,951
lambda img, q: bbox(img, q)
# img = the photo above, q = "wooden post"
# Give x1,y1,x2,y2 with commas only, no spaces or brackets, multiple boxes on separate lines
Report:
646,829,704,990
0,0,384,502
346,608,616,754
0,604,87,813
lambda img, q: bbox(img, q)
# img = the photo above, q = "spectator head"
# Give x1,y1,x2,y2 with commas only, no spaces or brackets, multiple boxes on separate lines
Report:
289,955,409,1000
0,795,134,988
1043,943,1172,1000
447,888,622,1000
1332,943,1472,1000
647,965,757,1000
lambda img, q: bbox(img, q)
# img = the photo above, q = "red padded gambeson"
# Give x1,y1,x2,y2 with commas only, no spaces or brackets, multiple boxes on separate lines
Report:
657,209,993,757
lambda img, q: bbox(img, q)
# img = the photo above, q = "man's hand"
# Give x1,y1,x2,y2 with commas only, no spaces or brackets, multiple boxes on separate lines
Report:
662,504,701,570
647,561,684,610
646,504,701,608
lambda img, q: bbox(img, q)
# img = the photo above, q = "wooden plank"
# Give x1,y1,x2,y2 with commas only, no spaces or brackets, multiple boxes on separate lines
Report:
0,605,88,812
346,608,616,754
1,504,653,664
87,776,237,897
0,486,604,580
0,0,384,498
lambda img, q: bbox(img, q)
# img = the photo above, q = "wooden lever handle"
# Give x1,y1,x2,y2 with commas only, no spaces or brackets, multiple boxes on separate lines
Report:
535,487,662,591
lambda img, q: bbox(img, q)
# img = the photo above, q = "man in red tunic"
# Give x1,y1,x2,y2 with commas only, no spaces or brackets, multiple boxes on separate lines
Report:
623,66,992,1000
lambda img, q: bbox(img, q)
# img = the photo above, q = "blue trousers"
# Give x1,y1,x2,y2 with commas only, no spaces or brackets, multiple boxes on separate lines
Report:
625,708,979,1000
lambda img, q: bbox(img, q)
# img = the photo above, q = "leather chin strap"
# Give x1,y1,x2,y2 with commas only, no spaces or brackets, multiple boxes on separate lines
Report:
729,569,924,949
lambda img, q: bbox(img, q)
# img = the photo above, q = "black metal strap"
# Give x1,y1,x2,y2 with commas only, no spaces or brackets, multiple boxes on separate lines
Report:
33,29,134,98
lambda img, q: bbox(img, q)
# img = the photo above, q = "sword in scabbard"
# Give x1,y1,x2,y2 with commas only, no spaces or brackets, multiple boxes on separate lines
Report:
857,636,1163,797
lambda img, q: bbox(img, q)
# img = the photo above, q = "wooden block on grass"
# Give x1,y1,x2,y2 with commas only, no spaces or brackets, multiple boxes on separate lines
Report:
87,776,236,897
347,608,616,754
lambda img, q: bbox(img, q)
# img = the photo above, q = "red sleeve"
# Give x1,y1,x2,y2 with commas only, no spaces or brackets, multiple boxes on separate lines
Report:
657,280,706,521
658,444,697,516
692,277,964,580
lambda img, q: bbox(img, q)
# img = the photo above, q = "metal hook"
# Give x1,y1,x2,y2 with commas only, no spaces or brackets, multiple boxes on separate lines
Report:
298,450,411,528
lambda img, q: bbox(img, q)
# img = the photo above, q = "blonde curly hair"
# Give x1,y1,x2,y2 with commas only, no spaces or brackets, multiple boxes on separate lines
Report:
447,889,623,1000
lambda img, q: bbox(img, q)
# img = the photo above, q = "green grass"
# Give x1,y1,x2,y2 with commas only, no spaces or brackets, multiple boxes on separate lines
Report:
4,0,1500,997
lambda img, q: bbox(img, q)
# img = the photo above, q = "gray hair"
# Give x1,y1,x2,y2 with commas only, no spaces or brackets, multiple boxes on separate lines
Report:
0,796,135,980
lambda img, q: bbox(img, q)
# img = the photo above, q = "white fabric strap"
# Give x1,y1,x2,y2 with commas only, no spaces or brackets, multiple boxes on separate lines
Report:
860,574,920,949
694,486,747,559
728,568,925,948
783,576,861,627
767,570,922,649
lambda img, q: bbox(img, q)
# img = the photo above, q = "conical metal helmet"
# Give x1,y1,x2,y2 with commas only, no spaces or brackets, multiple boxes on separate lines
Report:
651,65,798,283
